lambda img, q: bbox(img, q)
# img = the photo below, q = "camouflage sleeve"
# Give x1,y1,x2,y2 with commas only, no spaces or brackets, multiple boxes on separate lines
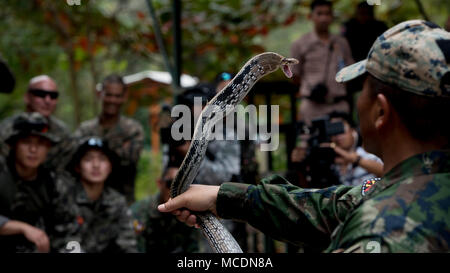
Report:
195,139,240,185
115,206,138,253
216,174,362,247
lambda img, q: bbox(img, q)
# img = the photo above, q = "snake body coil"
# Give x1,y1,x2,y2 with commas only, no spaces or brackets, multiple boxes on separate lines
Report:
170,52,298,253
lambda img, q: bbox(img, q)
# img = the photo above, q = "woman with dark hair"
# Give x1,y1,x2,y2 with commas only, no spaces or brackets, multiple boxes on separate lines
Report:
49,137,137,253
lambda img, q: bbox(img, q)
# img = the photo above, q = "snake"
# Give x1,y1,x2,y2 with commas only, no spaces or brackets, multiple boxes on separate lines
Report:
170,52,299,253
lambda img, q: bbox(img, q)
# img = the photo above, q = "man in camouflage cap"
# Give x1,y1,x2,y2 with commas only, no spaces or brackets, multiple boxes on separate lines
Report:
157,20,450,252
73,74,144,205
0,112,61,252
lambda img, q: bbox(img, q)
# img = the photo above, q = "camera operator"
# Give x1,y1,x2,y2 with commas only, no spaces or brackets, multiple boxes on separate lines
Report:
325,111,383,186
289,111,383,189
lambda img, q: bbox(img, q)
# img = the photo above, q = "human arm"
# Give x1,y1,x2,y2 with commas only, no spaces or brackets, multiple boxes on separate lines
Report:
0,219,50,253
159,175,363,247
333,145,384,177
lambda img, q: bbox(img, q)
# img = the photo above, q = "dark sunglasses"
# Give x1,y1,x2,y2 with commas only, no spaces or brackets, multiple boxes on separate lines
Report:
29,88,59,100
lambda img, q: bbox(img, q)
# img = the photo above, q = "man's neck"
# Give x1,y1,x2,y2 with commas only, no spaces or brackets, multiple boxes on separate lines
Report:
14,163,38,181
99,113,120,129
314,28,330,42
379,131,447,175
81,181,104,201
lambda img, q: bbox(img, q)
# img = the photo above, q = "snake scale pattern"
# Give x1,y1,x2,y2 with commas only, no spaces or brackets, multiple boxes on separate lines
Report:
170,52,299,253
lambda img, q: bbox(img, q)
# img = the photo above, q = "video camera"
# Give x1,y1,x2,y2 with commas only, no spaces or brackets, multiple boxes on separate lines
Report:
295,115,345,188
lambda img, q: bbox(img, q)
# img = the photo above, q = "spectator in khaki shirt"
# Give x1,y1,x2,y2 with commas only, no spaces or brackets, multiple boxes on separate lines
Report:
290,0,354,124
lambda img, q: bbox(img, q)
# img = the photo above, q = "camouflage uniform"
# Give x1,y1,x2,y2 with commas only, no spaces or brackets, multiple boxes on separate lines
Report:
0,113,61,252
130,193,200,253
215,20,450,253
73,116,144,204
0,113,70,169
0,155,59,252
49,179,137,253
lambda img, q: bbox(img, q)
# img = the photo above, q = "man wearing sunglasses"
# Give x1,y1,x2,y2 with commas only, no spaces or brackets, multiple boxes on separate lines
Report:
0,75,70,169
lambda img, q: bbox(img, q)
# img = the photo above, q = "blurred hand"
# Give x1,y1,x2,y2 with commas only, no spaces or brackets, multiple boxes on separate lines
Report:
22,224,50,253
321,142,359,165
333,145,359,164
158,185,220,227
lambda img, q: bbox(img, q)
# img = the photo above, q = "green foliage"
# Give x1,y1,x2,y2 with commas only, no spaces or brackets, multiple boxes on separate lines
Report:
135,149,162,201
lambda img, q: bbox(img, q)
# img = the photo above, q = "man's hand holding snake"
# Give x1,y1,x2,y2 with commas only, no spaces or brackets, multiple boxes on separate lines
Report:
158,185,220,228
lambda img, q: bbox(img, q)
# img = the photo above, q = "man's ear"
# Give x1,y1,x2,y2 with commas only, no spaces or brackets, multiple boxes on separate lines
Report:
374,93,391,130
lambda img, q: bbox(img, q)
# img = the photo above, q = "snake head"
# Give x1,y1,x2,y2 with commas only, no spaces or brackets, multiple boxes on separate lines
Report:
280,57,299,78
257,52,299,79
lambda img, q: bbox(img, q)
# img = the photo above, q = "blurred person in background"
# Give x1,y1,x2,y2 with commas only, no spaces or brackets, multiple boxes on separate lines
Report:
290,0,354,124
49,137,137,253
0,113,62,253
326,111,383,186
342,1,388,109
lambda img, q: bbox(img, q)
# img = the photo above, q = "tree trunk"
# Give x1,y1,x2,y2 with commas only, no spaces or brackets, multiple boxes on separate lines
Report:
67,48,81,126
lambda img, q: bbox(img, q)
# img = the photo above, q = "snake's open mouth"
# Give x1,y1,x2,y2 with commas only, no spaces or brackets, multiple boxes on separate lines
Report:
281,57,299,79
282,65,293,78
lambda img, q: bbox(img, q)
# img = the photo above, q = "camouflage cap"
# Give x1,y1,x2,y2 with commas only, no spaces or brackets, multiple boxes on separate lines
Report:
336,20,450,98
66,136,119,174
4,112,59,144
